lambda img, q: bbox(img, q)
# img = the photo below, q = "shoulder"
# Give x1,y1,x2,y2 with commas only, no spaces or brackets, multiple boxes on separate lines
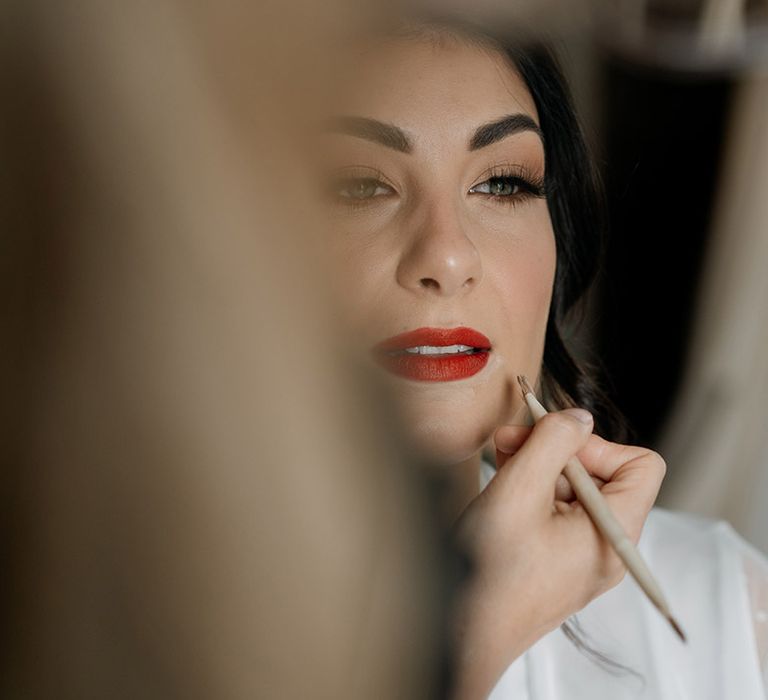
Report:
632,506,768,639
638,505,764,576
643,503,729,534
640,505,766,564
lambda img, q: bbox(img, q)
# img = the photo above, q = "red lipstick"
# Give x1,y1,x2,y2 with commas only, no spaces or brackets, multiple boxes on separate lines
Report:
373,327,491,382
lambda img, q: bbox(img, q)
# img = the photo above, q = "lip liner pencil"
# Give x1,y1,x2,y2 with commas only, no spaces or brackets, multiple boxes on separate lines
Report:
516,375,687,644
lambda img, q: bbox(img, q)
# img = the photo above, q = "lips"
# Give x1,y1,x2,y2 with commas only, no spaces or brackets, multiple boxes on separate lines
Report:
373,327,491,381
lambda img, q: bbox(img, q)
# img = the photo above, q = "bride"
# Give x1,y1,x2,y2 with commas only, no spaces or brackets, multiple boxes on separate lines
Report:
315,18,768,699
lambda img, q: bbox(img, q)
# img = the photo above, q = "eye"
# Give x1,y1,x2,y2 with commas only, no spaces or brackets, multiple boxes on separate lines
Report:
333,177,393,201
468,165,547,206
469,176,525,197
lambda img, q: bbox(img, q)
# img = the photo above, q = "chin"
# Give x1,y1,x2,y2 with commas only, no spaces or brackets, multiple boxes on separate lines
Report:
399,397,496,467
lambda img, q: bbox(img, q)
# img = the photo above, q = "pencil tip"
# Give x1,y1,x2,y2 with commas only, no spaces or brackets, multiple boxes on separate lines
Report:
668,615,687,643
517,375,533,397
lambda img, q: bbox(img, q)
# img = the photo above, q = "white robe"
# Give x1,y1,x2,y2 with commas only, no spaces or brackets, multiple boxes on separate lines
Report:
479,460,768,699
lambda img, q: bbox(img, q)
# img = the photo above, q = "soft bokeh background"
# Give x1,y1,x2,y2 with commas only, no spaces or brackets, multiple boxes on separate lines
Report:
550,2,768,558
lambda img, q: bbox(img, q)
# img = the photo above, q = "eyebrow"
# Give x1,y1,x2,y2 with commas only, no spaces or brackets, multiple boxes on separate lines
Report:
324,112,543,154
324,116,413,153
469,113,544,150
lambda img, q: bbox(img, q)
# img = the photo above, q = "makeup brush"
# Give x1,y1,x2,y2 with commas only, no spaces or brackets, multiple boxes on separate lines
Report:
516,375,687,644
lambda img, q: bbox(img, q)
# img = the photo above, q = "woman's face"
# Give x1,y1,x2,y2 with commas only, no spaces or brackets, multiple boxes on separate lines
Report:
319,36,557,464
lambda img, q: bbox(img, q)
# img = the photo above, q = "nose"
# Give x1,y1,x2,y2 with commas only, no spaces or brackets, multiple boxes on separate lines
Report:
395,200,482,297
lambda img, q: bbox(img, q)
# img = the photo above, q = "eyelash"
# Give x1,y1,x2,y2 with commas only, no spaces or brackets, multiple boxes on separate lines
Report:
470,165,548,208
328,164,548,209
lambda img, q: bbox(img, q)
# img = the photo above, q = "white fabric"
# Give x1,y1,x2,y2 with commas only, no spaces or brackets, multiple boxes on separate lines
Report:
479,460,768,699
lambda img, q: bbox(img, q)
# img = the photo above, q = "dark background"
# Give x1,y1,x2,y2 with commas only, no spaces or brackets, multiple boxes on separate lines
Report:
592,50,733,445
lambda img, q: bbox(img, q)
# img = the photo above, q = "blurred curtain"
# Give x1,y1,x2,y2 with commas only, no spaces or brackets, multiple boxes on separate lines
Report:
656,68,768,558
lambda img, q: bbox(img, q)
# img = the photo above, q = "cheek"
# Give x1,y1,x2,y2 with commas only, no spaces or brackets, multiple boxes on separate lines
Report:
324,221,394,336
487,213,557,330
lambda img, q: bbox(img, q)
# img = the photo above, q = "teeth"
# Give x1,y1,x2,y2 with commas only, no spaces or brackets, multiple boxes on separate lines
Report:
403,344,474,355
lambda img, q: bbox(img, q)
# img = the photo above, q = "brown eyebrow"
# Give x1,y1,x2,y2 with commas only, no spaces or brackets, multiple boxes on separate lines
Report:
469,113,544,150
324,116,412,153
324,113,543,154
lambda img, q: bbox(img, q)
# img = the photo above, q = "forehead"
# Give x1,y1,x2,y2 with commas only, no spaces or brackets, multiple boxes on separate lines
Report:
335,36,540,141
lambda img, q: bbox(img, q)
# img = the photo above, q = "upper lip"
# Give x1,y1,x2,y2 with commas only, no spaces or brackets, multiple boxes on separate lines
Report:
374,326,492,354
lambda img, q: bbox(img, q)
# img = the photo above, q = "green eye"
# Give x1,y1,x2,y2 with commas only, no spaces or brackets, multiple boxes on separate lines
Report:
470,176,522,196
336,177,391,200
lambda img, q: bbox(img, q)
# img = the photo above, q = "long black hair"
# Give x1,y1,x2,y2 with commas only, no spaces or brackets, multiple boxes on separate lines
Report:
508,41,633,445
388,17,643,685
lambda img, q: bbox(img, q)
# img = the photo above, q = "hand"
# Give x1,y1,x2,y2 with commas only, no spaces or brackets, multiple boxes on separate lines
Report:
448,408,666,700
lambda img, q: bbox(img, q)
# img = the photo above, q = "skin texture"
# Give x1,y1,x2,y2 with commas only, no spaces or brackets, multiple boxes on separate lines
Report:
320,36,555,498
319,33,667,699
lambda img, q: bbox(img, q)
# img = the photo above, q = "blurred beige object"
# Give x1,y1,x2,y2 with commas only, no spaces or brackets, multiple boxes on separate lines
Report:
698,0,747,53
656,67,768,558
411,0,594,39
0,1,440,698
594,0,768,71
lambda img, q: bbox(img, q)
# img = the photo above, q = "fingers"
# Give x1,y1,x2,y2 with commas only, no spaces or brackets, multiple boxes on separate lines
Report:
493,424,532,456
571,433,648,482
494,414,666,519
495,427,606,502
596,449,667,537
554,472,606,503
490,412,666,530
492,409,594,504
493,424,531,471
573,434,666,520
495,425,661,489
551,433,666,540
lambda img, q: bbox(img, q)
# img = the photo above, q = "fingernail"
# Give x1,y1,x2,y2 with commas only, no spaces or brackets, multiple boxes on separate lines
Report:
562,408,593,425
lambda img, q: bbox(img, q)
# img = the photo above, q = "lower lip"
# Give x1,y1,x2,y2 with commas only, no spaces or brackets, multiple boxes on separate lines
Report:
375,351,490,382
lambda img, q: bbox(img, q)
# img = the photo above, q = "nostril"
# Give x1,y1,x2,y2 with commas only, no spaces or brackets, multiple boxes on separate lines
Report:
419,277,440,290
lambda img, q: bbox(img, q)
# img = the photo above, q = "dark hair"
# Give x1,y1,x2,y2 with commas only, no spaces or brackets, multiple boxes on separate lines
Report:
507,42,633,445
388,17,642,685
